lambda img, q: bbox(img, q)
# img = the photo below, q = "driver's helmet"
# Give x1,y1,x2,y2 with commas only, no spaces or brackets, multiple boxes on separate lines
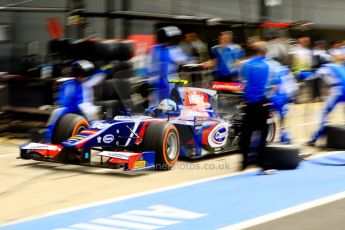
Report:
158,99,177,113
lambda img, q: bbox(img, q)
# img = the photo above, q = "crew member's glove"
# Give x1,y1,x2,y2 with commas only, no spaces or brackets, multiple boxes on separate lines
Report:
100,64,113,74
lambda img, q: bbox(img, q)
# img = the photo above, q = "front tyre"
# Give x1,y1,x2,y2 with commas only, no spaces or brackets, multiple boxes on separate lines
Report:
143,122,180,170
52,114,90,163
52,114,89,144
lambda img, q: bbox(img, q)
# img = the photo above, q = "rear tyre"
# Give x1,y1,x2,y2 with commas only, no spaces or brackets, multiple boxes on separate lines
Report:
266,112,276,143
143,122,180,170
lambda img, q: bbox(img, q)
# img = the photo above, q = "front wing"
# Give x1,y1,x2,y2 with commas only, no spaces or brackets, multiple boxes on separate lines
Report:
19,143,155,172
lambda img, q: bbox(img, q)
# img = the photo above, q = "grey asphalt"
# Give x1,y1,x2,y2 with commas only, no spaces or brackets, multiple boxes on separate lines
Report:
247,198,345,230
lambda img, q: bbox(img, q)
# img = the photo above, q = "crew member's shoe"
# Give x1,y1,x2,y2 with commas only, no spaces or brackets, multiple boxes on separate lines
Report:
280,130,291,144
260,169,278,175
240,162,248,171
306,140,316,147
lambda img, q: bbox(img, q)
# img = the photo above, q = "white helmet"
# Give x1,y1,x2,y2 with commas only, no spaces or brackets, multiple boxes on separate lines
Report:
158,99,177,113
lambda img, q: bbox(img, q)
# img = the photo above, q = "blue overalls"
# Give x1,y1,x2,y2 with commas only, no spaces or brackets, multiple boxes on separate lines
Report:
240,56,274,170
269,63,296,143
311,64,345,144
211,45,237,81
241,56,273,102
228,43,245,61
147,44,188,104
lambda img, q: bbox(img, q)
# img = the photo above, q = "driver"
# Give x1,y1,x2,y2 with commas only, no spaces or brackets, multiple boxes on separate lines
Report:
145,99,178,117
158,99,177,113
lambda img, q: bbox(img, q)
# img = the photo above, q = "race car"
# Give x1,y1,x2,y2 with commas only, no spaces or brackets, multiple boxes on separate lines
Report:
19,84,276,171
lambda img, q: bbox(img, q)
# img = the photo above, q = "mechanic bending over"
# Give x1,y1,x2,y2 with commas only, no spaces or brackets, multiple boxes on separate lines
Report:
146,26,189,105
240,41,277,175
206,31,244,82
45,60,110,141
308,60,345,146
311,40,329,102
290,36,313,80
267,58,298,144
328,40,345,65
289,36,313,103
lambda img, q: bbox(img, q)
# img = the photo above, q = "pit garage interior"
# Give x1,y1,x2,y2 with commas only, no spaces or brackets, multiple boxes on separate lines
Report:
2,1,345,230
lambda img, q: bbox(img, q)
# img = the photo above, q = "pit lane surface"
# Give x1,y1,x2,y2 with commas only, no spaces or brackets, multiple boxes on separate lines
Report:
247,197,345,230
1,102,345,229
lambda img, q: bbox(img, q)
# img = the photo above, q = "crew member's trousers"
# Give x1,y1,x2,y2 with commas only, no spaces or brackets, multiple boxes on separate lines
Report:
240,101,270,170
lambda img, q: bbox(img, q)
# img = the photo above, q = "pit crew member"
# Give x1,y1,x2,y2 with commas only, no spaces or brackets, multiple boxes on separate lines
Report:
207,31,244,82
45,60,109,141
308,61,345,146
146,26,189,105
268,59,298,143
240,41,277,174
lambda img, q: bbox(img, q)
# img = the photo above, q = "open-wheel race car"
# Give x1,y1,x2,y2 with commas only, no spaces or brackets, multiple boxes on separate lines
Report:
19,82,276,171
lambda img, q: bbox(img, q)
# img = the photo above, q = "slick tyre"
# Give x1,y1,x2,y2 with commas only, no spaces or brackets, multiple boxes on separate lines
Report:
93,39,133,61
119,40,134,61
326,125,345,149
48,38,72,58
93,40,121,61
265,144,300,169
71,39,95,60
52,114,89,144
143,122,180,170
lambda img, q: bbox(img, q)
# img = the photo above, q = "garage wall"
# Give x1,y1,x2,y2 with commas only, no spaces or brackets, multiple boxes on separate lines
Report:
128,0,259,20
127,0,259,35
0,0,67,72
1,0,345,71
84,0,106,37
268,0,345,27
0,11,16,72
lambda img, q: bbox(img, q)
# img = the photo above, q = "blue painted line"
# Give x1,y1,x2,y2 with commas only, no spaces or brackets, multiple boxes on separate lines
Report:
4,152,345,230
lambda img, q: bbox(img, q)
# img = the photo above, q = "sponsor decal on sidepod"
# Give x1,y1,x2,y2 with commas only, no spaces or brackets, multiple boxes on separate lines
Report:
208,123,229,148
103,134,114,144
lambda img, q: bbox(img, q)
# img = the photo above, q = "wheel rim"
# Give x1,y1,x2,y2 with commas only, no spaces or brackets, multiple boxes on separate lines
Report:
74,125,87,135
166,131,178,161
266,124,275,142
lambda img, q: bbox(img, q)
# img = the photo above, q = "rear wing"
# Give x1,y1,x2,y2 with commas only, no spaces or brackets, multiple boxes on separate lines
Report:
211,82,245,94
171,86,216,109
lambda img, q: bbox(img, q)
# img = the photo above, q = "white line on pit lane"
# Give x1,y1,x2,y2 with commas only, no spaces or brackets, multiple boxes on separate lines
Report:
218,190,345,230
92,168,115,173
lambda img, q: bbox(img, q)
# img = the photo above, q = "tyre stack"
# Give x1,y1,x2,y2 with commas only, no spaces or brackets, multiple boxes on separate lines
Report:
48,38,146,118
86,39,135,118
48,38,134,78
